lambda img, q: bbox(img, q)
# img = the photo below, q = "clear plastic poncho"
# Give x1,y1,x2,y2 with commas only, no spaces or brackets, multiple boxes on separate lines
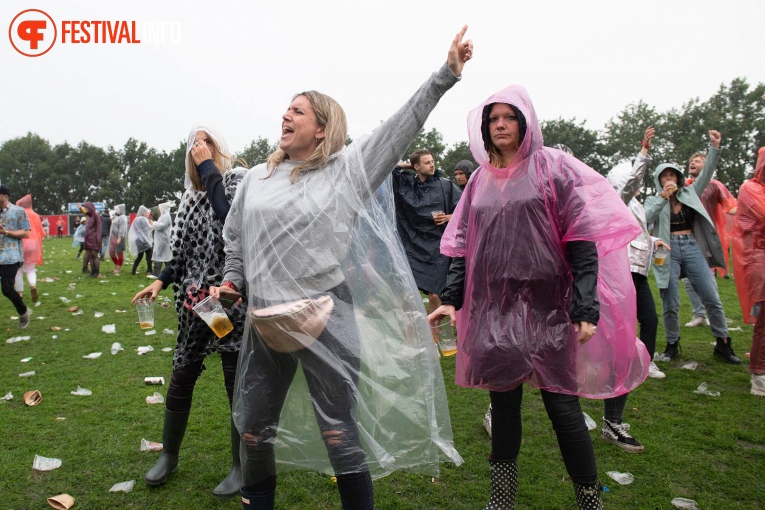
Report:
109,204,128,254
128,205,153,256
152,202,174,263
226,143,463,484
442,85,650,398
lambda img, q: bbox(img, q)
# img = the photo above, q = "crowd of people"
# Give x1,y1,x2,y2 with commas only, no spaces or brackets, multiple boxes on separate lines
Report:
1,26,763,510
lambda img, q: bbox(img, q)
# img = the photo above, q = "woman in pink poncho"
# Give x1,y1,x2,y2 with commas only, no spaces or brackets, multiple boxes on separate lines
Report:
733,147,765,396
429,85,649,509
14,194,44,302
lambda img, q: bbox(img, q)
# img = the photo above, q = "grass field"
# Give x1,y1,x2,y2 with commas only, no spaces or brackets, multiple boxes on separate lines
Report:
1,237,763,509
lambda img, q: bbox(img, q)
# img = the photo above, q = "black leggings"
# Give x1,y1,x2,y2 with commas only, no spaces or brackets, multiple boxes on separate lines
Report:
165,351,239,412
0,262,26,314
490,386,597,485
132,248,153,274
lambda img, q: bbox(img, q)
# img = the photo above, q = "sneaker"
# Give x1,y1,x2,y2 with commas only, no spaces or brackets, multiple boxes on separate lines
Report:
752,374,765,397
483,405,492,438
18,309,31,329
601,418,644,453
713,337,742,364
662,341,681,361
685,316,709,328
30,287,38,303
648,362,666,379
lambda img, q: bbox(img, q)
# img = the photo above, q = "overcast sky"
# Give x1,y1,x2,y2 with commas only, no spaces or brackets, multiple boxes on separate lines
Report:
2,0,763,157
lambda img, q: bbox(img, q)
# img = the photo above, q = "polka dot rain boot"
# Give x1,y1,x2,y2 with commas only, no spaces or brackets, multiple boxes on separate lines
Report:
573,480,603,510
484,457,517,510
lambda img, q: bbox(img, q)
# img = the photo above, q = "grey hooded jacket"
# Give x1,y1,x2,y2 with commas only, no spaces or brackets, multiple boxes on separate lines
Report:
644,146,724,289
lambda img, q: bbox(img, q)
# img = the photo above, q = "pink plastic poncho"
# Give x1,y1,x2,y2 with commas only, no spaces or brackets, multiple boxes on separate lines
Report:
15,194,44,266
441,85,649,398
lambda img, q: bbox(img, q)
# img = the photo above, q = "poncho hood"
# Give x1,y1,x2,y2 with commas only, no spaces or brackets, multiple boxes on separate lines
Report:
185,125,231,191
15,194,33,210
654,163,686,190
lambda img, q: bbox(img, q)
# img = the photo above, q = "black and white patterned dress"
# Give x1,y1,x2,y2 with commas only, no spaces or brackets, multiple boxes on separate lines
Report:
164,168,247,370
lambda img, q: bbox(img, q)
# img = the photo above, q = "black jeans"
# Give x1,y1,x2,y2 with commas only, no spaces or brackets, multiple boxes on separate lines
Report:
490,386,598,485
0,262,27,314
132,248,153,274
165,351,238,412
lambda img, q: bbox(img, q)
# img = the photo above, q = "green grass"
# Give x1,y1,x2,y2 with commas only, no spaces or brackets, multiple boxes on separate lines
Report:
1,237,763,509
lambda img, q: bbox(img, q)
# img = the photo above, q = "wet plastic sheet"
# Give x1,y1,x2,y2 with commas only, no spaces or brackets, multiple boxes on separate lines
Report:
226,64,463,485
441,84,649,398
128,206,153,256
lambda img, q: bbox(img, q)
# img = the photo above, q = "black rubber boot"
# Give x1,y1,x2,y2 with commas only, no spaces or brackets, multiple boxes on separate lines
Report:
212,419,243,498
484,458,518,510
336,470,374,510
241,477,276,510
714,337,742,364
573,480,603,510
145,409,190,486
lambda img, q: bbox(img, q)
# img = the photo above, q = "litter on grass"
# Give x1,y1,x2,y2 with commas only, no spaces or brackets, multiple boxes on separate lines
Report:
75,294,84,298
137,346,154,355
59,297,71,304
140,439,163,451
582,412,597,430
1,392,12,401
163,328,174,335
694,382,720,397
33,455,62,471
111,342,123,355
7,336,31,344
36,316,46,320
144,376,164,385
83,352,102,359
102,324,116,334
728,327,743,332
109,480,136,493
94,312,104,318
35,302,41,307
21,357,32,362
19,371,36,377
71,310,84,316
146,392,164,404
145,330,157,336
115,310,127,313
50,327,61,331
161,347,173,352
681,362,698,370
70,386,92,396
606,471,634,485
654,352,671,362
671,497,699,509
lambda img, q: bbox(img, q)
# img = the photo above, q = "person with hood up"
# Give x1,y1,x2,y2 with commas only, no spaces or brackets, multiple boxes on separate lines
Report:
151,202,174,277
645,130,741,364
13,195,44,302
429,85,649,509
393,149,462,315
109,204,128,275
210,28,471,510
100,209,112,261
732,147,765,396
129,205,154,276
132,126,248,498
78,202,103,278
453,159,474,190
73,216,86,259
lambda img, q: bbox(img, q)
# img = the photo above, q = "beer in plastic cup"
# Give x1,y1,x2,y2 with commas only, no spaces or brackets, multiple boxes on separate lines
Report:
431,318,457,357
136,298,154,329
653,245,669,266
193,295,234,338
431,210,445,223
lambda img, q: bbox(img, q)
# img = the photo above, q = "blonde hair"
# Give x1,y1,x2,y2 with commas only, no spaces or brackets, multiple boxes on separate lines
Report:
488,144,508,169
688,151,706,167
186,133,239,192
265,91,348,184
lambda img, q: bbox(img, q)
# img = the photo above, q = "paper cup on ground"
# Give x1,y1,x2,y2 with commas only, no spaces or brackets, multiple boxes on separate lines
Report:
135,298,155,329
192,296,233,338
653,245,669,266
47,494,74,509
431,319,457,357
24,390,42,406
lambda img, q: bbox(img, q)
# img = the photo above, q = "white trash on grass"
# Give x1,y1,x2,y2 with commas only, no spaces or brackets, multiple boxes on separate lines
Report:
19,371,36,377
681,362,698,370
94,312,104,318
32,455,62,471
109,480,136,493
144,330,157,336
7,336,31,344
137,346,154,355
161,347,173,352
102,324,116,334
146,392,164,404
70,386,92,396
83,352,102,359
1,392,12,401
140,439,163,451
110,342,123,355
20,357,32,362
606,471,634,485
671,497,699,509
582,412,597,431
163,328,174,335
694,382,720,397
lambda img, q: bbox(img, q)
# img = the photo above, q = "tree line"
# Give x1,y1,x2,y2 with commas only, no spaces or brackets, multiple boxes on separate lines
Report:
1,77,762,215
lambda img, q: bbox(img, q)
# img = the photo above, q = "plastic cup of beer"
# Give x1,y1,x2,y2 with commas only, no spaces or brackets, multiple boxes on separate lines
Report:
653,246,669,266
431,210,445,222
193,295,234,338
431,318,457,357
136,298,155,329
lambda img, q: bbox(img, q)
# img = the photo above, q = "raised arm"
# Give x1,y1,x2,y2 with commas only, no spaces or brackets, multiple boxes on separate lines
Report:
613,127,655,204
355,26,472,191
691,130,722,195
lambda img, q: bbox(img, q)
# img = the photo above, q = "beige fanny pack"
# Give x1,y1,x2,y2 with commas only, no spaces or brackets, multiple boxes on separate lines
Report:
249,295,334,353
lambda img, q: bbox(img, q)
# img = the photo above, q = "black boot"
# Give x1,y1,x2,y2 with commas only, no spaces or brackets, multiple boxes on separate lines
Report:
573,480,603,510
212,419,243,498
241,477,276,510
714,337,742,364
145,409,190,486
662,340,681,360
336,471,374,510
484,458,518,510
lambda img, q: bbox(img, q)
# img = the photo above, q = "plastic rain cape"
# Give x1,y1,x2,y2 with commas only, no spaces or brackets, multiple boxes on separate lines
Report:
128,205,153,256
441,85,649,397
733,148,765,324
15,194,44,266
228,139,462,483
152,202,174,263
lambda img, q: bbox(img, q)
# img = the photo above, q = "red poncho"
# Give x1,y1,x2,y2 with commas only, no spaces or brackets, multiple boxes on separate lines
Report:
15,194,44,266
686,177,737,277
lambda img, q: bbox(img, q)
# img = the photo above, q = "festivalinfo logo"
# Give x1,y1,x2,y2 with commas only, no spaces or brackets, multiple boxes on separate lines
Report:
8,9,178,57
